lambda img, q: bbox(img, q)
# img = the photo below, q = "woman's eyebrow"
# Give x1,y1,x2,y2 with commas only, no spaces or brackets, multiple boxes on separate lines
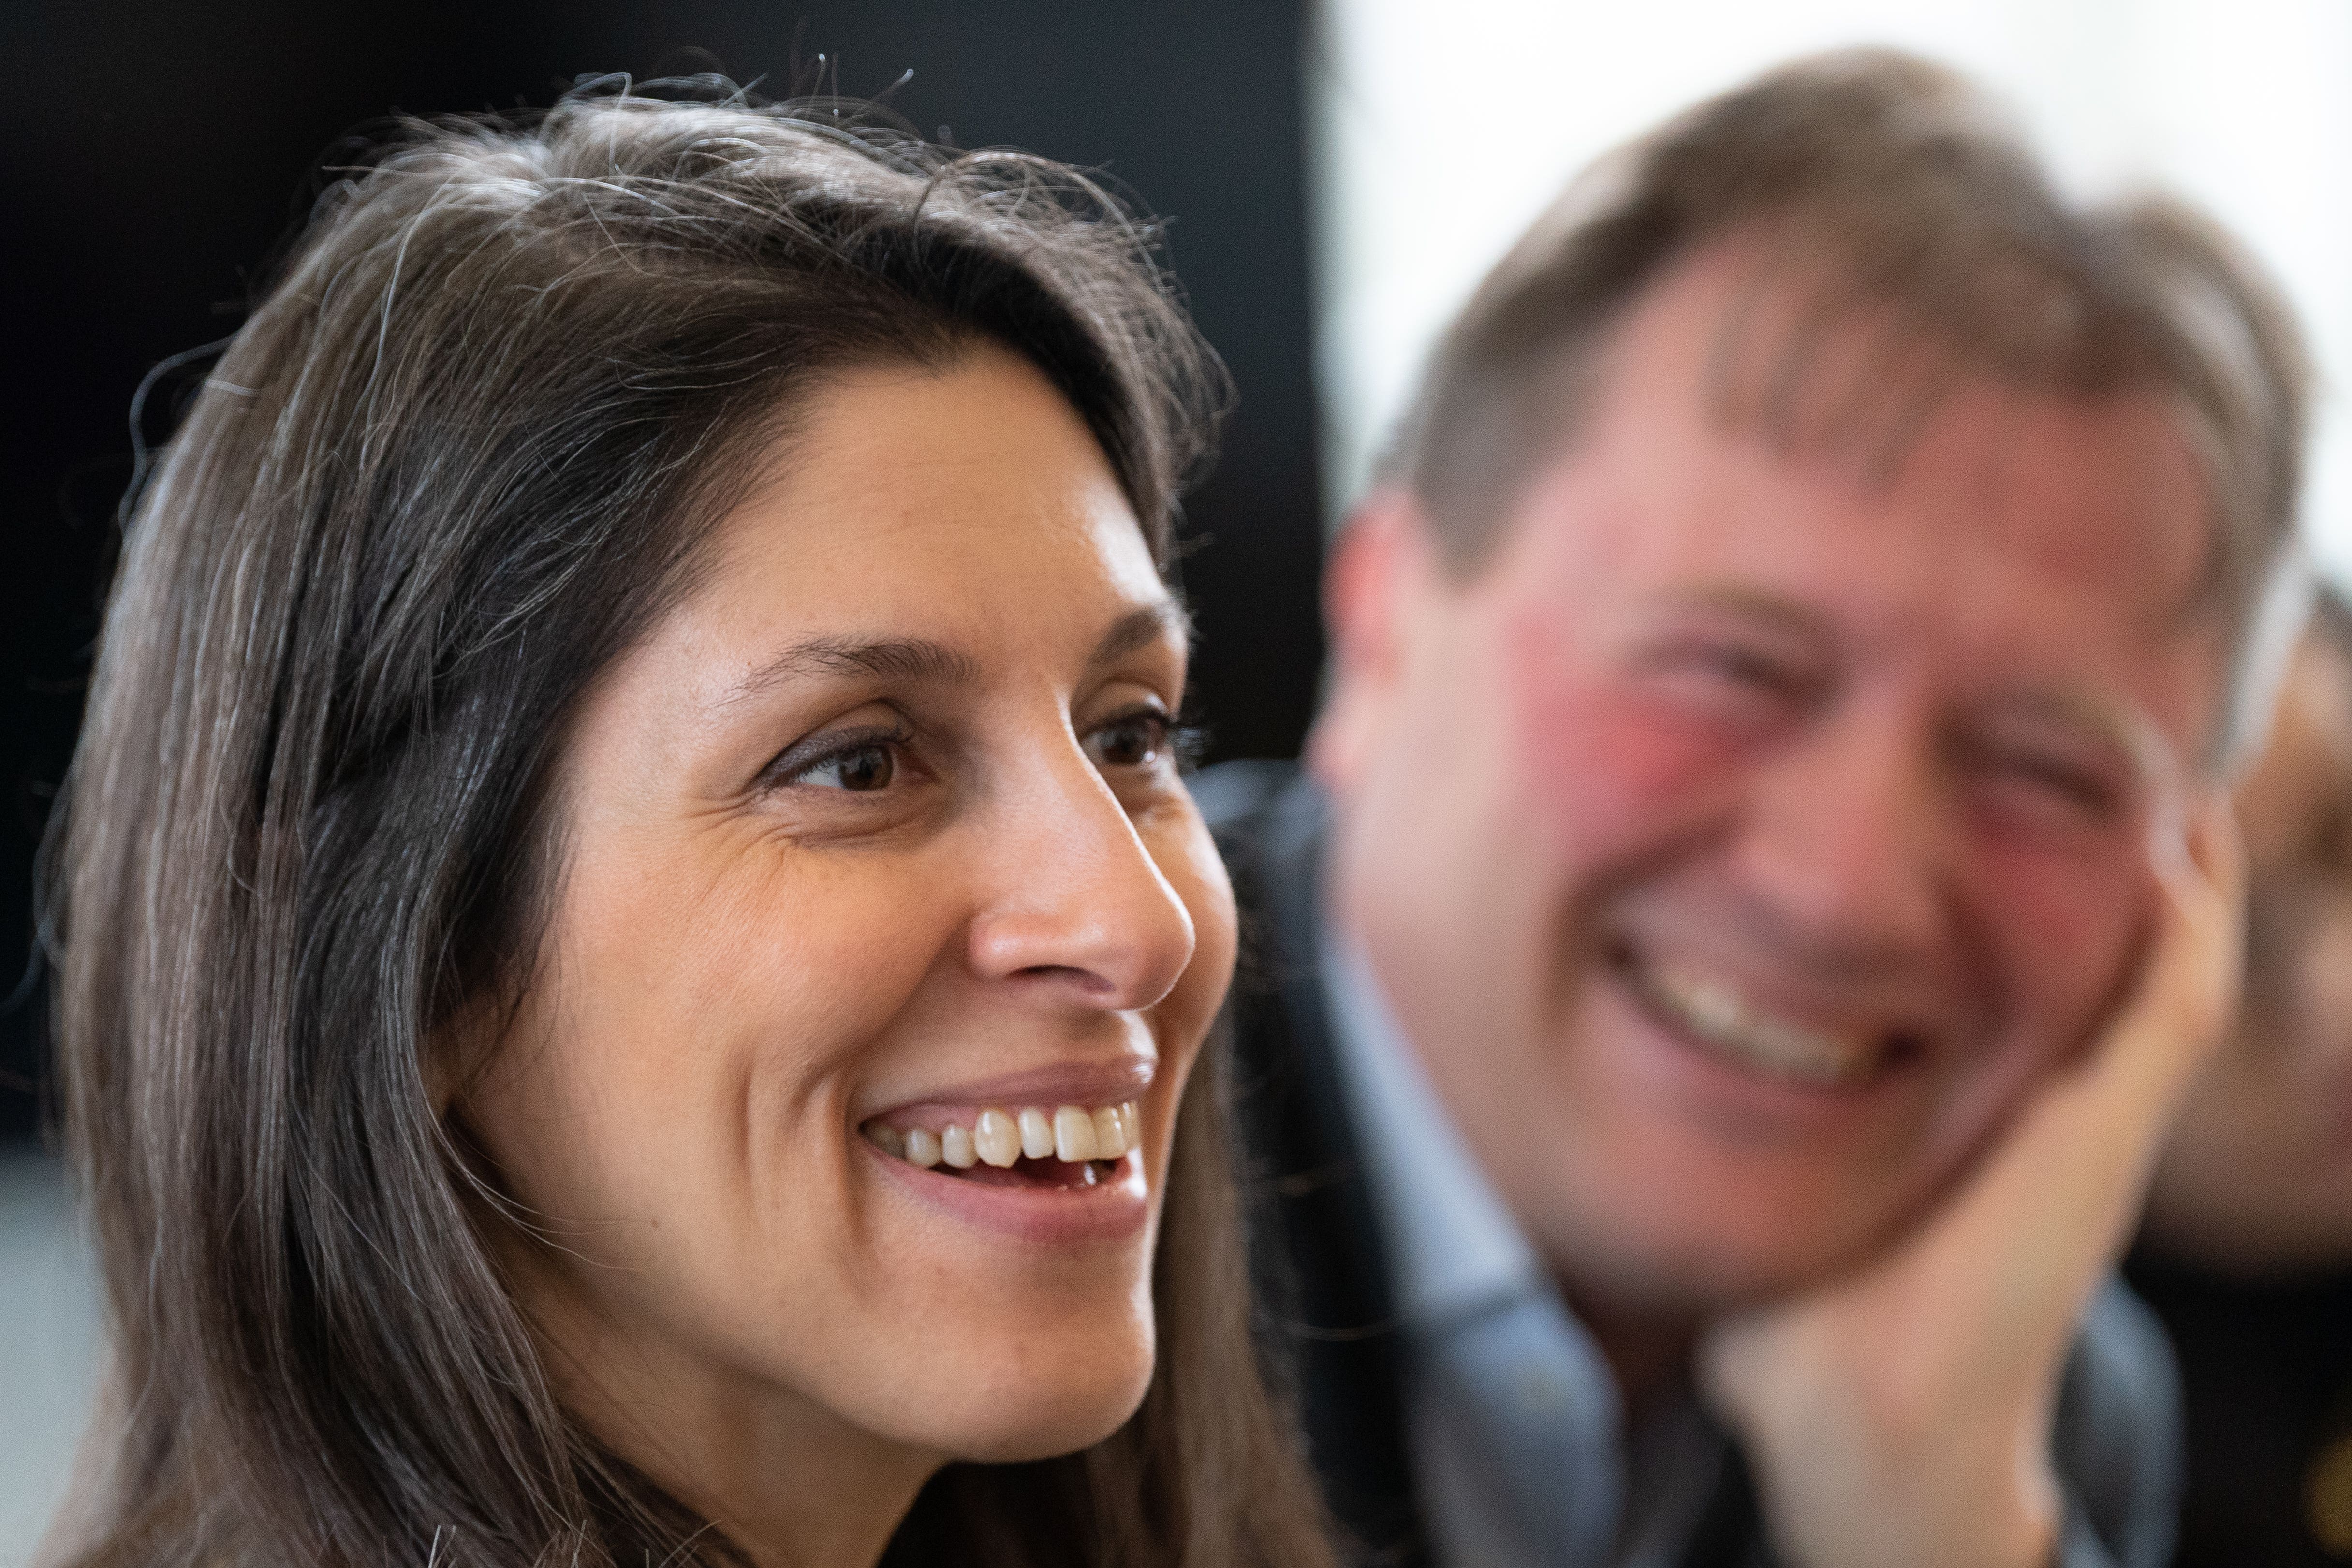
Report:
720,637,982,706
1090,601,1193,669
720,604,1187,709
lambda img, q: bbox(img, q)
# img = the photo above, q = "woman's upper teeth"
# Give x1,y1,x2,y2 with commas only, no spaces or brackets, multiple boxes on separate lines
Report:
1642,961,1878,1086
862,1101,1142,1168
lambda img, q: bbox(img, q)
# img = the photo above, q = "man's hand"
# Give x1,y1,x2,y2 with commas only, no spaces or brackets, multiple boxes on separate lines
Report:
1697,792,2244,1568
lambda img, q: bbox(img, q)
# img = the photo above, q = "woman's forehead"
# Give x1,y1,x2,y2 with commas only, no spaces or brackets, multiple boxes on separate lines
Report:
645,354,1173,687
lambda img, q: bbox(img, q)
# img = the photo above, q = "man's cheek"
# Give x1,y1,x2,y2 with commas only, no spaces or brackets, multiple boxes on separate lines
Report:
1971,840,2153,1054
1505,631,1749,859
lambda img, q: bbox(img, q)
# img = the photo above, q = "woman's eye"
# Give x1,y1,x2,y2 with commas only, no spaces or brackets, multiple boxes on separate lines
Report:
784,741,897,792
1086,709,1173,770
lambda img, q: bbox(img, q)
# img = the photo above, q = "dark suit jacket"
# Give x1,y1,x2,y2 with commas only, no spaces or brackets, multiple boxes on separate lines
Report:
1200,759,2182,1568
2124,1250,2352,1568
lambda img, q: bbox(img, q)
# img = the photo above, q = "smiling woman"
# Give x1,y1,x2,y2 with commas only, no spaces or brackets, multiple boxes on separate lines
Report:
42,83,1335,1568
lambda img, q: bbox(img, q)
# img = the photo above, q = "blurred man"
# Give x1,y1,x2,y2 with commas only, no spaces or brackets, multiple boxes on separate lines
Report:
1201,50,2304,1568
2129,588,2352,1567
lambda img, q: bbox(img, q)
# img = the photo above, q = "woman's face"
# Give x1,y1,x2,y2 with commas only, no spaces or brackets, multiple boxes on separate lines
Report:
2145,628,2352,1275
459,346,1235,1495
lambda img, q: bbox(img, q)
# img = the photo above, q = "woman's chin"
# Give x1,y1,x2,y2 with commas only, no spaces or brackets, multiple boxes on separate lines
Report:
901,1339,1159,1464
951,1394,1154,1464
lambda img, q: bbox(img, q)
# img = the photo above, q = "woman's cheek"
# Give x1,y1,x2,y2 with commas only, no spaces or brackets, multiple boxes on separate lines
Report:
1151,804,1238,1034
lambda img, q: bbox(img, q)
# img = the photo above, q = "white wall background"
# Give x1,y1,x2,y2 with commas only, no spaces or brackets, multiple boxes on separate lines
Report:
0,1156,100,1567
1309,0,2352,586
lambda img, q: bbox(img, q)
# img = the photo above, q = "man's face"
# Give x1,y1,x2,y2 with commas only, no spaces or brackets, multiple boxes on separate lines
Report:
1319,247,2227,1318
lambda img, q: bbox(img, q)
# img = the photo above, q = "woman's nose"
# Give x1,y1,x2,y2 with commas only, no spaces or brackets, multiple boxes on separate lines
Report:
964,746,1197,1012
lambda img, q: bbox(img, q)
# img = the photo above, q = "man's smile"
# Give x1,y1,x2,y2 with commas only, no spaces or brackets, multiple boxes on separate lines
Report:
1608,938,1930,1092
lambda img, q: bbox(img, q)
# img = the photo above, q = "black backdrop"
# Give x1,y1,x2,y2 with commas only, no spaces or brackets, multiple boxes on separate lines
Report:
0,0,1327,1143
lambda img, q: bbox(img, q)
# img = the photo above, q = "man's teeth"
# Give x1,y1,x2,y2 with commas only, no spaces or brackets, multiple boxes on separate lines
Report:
861,1101,1143,1171
1637,962,1880,1087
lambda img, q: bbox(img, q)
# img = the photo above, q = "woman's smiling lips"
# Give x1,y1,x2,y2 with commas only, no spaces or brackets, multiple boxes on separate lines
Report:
856,1056,1159,1244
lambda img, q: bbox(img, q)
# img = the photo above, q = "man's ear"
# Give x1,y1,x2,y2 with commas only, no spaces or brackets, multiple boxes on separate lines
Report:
1308,489,1438,795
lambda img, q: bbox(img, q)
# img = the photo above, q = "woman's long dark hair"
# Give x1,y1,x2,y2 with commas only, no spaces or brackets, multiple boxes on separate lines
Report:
45,80,1334,1568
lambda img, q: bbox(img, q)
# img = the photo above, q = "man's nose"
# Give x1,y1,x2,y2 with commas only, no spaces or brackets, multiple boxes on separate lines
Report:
1731,704,1949,965
964,743,1197,1011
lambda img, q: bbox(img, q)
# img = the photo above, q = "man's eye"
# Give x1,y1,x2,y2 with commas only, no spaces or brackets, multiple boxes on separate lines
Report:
1692,643,1797,690
1991,752,2117,816
1086,709,1174,770
786,742,897,792
1640,638,1817,727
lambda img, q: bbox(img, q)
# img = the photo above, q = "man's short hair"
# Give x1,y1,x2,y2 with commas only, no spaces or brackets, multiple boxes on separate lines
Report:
1388,48,2312,762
